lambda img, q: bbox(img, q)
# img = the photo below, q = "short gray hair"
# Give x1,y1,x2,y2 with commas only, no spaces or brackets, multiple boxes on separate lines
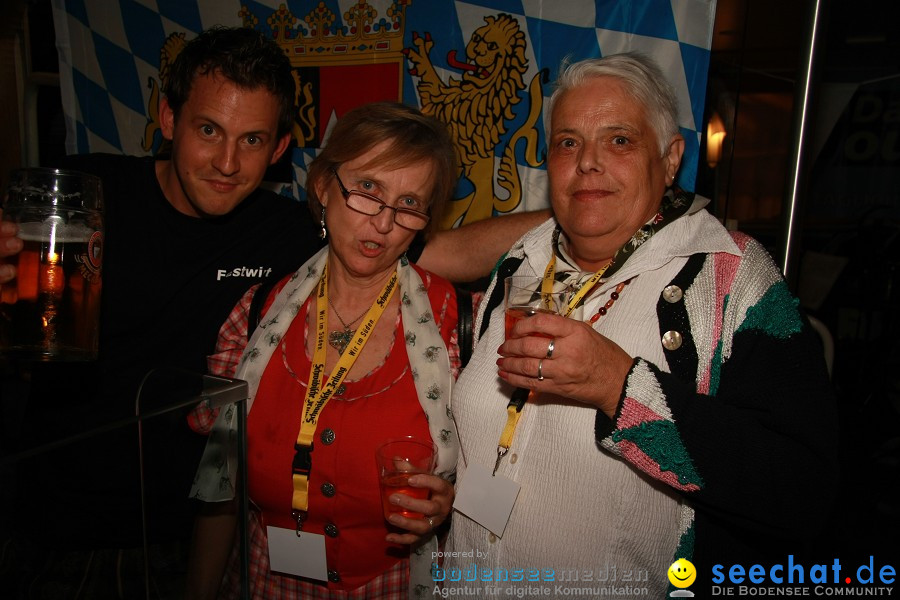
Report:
546,52,679,157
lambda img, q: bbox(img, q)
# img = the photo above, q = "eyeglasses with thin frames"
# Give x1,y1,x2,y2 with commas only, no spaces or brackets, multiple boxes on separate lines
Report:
330,167,431,231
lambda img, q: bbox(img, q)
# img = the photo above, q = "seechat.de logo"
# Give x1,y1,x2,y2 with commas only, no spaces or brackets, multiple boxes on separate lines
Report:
709,555,896,596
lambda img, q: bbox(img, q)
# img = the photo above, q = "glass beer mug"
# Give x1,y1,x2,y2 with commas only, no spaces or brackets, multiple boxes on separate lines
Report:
0,168,103,361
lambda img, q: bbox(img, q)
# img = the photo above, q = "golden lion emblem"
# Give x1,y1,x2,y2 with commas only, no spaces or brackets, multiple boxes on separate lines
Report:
404,13,544,228
142,33,186,153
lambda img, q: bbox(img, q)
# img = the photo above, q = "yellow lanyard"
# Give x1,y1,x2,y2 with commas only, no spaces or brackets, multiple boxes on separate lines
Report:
494,254,610,475
541,254,610,318
291,263,397,524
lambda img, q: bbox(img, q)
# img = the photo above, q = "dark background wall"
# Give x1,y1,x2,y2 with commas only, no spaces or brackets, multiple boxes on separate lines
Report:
2,0,898,570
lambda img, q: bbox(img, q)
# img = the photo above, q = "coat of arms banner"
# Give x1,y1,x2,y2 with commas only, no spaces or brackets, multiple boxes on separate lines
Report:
51,0,717,225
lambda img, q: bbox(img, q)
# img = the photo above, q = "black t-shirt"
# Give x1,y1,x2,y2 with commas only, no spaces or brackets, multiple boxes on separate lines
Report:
14,154,322,547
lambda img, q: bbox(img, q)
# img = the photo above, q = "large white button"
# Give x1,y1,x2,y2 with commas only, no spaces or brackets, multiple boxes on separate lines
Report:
662,330,683,350
662,285,683,303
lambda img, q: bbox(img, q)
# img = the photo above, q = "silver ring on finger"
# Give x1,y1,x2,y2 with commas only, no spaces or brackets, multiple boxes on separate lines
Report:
537,359,544,381
546,338,555,359
426,516,435,530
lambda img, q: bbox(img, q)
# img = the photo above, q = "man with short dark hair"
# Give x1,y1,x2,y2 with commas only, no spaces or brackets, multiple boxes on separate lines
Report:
0,26,546,596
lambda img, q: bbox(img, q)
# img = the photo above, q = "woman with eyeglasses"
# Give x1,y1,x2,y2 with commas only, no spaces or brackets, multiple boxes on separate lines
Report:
188,102,460,599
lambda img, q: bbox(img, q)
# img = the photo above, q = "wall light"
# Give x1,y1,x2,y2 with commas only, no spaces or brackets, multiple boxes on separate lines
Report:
706,112,727,168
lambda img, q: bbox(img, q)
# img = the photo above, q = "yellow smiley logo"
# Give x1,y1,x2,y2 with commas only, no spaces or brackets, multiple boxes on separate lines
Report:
668,558,696,588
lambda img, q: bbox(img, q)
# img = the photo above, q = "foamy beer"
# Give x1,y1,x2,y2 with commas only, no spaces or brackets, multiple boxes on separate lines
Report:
0,168,103,360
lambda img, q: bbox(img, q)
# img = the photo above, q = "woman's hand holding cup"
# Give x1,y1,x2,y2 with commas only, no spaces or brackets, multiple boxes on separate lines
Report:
498,275,633,418
376,436,453,544
383,472,455,545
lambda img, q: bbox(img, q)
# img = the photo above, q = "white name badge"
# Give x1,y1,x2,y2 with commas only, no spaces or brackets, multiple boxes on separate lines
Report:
266,525,328,581
452,462,520,538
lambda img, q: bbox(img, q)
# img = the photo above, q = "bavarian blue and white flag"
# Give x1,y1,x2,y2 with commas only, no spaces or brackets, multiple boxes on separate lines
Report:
50,0,717,226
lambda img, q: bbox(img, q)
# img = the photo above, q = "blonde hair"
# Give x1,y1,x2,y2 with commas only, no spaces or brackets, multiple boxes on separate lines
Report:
306,102,457,235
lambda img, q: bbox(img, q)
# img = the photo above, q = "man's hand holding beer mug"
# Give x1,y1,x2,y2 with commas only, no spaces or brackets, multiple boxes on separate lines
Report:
0,210,24,284
0,169,103,361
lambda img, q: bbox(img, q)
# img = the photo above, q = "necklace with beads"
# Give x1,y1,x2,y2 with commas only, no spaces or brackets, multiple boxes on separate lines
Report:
587,277,634,324
327,296,369,354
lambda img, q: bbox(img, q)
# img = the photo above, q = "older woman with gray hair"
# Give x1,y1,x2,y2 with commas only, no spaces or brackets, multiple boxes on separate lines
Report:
444,53,837,596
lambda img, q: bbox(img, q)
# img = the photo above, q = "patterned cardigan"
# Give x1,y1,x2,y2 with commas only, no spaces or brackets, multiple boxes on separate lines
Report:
604,231,838,569
478,223,839,572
